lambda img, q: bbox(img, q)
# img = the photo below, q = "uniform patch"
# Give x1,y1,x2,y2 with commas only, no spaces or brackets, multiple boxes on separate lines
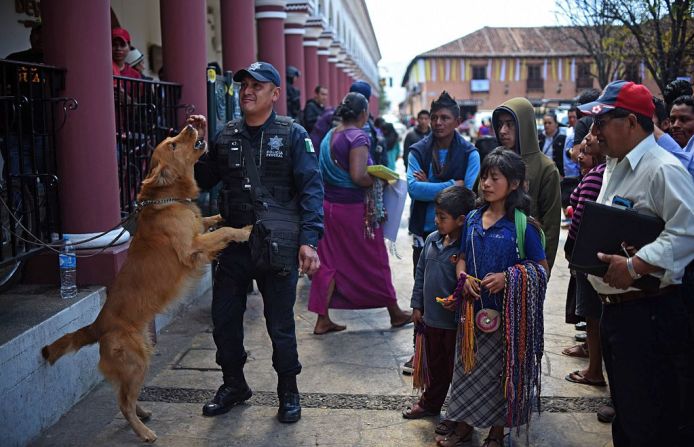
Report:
266,135,284,158
304,138,315,153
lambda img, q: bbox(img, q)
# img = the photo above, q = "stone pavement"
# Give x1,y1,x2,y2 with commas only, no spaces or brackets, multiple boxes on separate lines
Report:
33,227,613,446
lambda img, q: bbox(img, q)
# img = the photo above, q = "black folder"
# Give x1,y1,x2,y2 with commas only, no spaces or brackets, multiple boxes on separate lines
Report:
569,201,664,291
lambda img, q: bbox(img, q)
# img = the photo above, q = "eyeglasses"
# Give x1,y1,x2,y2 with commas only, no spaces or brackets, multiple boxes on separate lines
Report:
593,112,630,129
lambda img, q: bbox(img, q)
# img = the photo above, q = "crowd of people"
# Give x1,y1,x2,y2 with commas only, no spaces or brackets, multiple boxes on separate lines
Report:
6,23,694,440
186,59,694,447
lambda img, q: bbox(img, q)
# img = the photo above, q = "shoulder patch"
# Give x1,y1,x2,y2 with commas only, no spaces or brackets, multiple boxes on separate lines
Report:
304,138,315,153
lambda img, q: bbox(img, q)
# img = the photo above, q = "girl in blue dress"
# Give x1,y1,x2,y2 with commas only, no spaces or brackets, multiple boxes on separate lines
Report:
437,148,549,447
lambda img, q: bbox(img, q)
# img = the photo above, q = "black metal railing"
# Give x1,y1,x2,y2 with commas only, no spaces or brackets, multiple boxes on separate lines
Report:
199,66,240,216
0,59,66,273
113,75,189,215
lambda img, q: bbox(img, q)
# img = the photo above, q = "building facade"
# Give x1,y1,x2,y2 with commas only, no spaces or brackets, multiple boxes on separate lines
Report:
0,0,381,285
401,26,661,116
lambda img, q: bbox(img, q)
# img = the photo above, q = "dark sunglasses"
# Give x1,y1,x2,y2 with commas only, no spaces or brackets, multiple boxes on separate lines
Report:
594,111,631,129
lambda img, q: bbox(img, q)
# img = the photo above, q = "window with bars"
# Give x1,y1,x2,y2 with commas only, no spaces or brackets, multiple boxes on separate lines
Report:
527,64,543,91
472,65,487,80
577,63,593,89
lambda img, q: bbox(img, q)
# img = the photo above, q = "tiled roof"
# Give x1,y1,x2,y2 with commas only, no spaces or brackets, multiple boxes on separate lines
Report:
421,26,590,58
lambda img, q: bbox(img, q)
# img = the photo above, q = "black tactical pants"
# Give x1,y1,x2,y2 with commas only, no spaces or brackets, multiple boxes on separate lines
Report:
211,242,301,385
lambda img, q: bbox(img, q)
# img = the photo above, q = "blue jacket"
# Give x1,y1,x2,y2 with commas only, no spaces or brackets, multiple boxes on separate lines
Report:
410,231,459,330
407,132,479,236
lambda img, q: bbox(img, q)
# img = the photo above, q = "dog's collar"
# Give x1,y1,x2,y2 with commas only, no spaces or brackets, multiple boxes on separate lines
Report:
136,198,194,211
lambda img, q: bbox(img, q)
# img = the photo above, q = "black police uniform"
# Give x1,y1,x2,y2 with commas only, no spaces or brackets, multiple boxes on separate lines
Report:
195,111,323,403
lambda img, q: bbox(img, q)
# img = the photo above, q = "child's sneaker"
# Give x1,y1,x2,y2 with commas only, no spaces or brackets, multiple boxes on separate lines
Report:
401,356,414,375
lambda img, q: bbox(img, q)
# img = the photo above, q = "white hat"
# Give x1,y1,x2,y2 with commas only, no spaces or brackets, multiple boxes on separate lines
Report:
125,48,144,67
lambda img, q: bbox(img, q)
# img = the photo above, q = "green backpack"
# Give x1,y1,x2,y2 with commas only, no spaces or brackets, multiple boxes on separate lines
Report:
468,208,546,259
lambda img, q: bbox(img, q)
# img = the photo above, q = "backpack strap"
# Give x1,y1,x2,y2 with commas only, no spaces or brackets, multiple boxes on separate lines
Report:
514,208,546,260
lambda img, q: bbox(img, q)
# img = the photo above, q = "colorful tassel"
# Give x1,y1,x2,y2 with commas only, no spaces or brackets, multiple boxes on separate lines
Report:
501,261,547,433
451,272,477,374
412,323,429,392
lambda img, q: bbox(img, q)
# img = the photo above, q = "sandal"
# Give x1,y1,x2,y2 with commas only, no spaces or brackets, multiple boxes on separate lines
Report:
565,370,607,387
561,343,589,358
434,419,456,435
435,425,473,446
402,403,437,419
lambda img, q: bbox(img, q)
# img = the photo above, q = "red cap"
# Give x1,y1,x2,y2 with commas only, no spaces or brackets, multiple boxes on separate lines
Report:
111,27,131,45
578,80,655,118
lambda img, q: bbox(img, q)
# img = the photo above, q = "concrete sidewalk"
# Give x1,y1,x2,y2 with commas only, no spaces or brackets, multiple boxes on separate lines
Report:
32,229,613,446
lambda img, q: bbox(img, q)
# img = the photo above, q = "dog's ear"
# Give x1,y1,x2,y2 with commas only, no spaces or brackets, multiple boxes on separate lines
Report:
142,161,175,187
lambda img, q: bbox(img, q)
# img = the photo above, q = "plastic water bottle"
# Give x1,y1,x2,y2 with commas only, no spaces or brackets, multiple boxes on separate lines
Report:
59,237,77,299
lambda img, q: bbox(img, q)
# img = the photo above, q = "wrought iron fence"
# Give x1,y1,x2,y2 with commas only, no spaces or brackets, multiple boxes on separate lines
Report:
113,75,189,215
199,66,240,216
0,59,67,279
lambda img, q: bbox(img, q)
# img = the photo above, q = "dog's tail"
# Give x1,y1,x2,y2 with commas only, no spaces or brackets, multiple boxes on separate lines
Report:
41,324,98,365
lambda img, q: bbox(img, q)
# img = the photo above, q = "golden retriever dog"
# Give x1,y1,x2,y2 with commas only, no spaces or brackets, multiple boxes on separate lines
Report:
41,125,250,442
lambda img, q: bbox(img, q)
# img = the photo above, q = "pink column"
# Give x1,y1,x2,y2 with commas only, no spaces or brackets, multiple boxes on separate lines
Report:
339,68,349,98
39,0,125,285
303,24,322,106
328,59,339,106
220,0,256,71
317,35,331,105
285,10,308,106
256,0,287,115
161,0,208,132
369,92,379,117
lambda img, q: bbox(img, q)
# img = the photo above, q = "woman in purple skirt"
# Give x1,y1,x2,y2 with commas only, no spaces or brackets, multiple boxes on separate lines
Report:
308,92,412,334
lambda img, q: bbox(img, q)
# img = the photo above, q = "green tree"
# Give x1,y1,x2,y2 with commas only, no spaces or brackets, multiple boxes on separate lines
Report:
378,86,390,115
555,0,628,88
606,0,694,93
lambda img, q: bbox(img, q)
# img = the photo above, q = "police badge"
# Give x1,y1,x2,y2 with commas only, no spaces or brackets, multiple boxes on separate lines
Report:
266,135,284,158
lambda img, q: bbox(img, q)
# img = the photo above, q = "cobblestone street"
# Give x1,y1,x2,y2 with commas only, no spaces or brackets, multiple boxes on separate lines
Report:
34,222,613,447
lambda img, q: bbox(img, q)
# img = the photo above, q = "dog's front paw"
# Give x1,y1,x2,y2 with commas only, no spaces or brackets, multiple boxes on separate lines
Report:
217,225,252,243
202,214,224,229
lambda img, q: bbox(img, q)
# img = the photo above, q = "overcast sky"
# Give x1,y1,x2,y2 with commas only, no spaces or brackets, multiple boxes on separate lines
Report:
364,0,565,111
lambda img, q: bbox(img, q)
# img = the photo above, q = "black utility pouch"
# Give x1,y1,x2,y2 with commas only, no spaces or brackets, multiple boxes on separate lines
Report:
249,200,300,274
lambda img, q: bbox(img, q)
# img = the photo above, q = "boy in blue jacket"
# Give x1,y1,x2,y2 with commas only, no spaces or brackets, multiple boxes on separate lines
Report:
402,186,476,431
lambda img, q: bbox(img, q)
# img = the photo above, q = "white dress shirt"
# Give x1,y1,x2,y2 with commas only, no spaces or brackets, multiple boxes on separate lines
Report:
588,134,694,294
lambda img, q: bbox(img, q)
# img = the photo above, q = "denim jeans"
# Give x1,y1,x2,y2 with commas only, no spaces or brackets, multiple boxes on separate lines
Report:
211,242,301,382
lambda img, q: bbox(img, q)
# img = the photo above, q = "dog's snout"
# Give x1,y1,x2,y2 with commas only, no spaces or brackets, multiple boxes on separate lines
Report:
185,124,195,135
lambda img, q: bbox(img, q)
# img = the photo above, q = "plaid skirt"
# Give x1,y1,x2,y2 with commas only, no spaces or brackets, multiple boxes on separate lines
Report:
445,329,520,427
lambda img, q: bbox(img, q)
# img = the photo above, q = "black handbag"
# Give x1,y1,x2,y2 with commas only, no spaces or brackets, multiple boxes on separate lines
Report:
241,140,301,274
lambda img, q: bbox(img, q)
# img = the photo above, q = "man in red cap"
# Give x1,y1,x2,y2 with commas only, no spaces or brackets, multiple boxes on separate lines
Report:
111,27,140,79
579,80,694,446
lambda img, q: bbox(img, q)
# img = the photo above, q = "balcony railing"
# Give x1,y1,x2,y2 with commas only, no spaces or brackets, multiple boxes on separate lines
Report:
526,78,544,92
113,76,188,215
0,59,66,272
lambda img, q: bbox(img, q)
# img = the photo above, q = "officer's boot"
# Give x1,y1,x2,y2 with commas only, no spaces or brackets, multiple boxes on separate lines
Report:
202,371,252,417
277,375,301,423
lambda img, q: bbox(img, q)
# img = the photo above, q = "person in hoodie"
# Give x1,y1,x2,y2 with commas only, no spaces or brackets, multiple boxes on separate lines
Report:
491,98,561,270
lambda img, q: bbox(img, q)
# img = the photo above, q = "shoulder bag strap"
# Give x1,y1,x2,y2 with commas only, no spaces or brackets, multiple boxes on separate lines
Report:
240,137,268,202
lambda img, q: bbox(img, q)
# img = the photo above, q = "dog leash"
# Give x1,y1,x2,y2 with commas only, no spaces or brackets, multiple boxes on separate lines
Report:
0,193,195,257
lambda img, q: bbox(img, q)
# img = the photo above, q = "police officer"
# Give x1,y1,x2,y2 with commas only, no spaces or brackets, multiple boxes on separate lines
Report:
188,61,323,423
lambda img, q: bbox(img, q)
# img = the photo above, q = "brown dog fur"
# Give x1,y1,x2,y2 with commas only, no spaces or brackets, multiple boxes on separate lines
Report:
41,125,249,442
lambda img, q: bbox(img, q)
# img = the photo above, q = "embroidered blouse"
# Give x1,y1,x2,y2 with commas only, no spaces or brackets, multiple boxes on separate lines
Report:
459,206,546,312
